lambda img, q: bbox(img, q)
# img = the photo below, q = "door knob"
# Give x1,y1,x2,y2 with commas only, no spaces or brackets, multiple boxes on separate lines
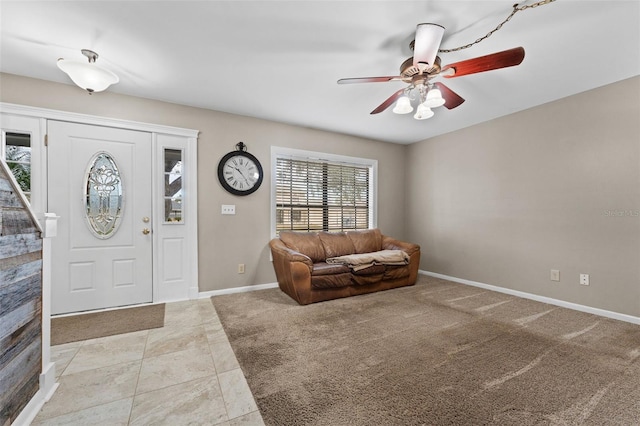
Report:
142,228,150,235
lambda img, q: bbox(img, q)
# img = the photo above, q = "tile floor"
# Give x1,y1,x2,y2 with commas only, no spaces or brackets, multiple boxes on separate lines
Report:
33,298,264,425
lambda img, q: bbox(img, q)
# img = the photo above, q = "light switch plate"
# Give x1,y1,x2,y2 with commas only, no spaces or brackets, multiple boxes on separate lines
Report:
221,204,235,215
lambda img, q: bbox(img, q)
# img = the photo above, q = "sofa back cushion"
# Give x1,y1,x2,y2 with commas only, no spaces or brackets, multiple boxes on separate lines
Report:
279,231,326,263
346,228,383,254
319,232,355,259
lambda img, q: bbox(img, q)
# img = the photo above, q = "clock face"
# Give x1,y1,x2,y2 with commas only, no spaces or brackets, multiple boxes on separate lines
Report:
217,151,263,196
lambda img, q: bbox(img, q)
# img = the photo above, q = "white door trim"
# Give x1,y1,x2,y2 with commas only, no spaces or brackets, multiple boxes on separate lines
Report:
0,102,199,304
0,102,198,138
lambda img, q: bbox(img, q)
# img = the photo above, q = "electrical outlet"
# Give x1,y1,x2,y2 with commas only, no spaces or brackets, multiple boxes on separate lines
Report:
238,263,245,274
221,204,235,215
550,269,560,282
580,273,589,286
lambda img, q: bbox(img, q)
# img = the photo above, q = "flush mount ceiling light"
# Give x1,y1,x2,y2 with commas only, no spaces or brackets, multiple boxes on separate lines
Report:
57,49,119,94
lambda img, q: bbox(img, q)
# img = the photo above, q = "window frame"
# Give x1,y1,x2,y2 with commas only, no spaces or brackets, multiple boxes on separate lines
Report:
270,146,378,237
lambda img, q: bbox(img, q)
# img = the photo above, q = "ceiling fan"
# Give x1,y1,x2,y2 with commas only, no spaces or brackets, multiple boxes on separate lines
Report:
337,23,525,120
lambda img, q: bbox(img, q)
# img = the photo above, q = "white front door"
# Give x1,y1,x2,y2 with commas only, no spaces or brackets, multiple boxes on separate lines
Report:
48,121,153,314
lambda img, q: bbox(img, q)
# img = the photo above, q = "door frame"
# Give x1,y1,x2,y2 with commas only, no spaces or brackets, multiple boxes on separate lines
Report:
0,102,200,303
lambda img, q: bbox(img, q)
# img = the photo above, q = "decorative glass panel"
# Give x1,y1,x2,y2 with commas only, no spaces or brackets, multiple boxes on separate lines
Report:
164,149,183,223
84,152,124,239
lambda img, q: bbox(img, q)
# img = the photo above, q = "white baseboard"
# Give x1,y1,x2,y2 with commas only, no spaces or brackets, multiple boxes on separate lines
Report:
51,301,167,318
419,270,640,325
11,379,58,426
40,362,58,402
199,282,279,299
11,389,44,426
189,285,200,300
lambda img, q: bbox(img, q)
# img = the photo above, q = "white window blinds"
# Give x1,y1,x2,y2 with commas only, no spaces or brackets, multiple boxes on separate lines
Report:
275,157,371,234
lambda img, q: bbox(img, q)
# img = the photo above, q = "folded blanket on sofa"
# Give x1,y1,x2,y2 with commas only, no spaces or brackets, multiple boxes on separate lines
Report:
326,249,410,271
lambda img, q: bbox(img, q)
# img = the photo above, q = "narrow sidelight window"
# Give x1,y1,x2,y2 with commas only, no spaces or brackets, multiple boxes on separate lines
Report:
164,148,183,223
3,132,32,201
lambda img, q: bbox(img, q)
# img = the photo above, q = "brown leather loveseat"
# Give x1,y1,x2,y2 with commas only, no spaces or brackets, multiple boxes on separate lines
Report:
269,228,420,305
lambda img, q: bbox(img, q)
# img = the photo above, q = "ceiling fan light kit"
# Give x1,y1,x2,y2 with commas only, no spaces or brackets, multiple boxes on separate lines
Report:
392,83,444,119
57,49,119,94
414,104,434,120
392,96,413,114
423,88,445,108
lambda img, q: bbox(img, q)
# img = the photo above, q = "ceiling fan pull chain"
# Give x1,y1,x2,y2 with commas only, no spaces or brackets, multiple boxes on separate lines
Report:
439,0,557,53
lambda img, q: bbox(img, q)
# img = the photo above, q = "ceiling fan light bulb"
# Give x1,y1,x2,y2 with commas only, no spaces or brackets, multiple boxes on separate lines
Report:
392,96,413,114
424,88,445,108
57,54,119,93
414,104,434,120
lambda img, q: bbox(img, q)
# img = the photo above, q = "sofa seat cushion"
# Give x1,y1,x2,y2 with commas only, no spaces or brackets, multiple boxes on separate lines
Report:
312,262,350,276
352,273,384,286
351,264,385,286
383,265,410,280
311,273,352,289
352,264,385,276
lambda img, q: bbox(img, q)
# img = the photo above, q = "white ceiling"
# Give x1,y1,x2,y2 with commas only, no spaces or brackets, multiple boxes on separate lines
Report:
1,1,639,144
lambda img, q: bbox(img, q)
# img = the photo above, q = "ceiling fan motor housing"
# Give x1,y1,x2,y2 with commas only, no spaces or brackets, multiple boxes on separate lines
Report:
400,56,441,79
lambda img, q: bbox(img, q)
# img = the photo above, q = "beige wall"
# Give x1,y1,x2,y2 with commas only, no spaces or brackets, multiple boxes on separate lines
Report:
0,73,407,292
406,76,640,316
3,72,638,316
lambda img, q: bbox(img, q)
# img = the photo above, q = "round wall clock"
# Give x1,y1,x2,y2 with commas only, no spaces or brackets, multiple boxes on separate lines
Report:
217,142,263,196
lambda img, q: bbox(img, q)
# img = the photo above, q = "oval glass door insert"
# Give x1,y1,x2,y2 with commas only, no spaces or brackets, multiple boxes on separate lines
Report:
84,152,124,239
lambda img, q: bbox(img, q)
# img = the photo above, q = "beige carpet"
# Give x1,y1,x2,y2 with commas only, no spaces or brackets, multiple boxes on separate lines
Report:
212,275,640,425
51,303,165,345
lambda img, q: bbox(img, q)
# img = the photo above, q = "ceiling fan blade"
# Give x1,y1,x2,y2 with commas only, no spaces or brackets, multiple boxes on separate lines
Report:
413,23,445,70
434,82,465,110
441,47,525,78
370,88,406,115
338,76,404,84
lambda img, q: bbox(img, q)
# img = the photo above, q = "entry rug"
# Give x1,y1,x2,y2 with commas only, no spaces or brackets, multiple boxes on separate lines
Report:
51,303,165,345
212,275,640,425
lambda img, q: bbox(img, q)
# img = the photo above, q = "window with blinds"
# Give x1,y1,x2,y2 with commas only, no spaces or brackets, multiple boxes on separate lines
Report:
275,157,371,234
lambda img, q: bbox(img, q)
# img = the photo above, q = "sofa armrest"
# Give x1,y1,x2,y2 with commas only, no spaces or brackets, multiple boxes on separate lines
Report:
382,235,421,285
381,235,420,256
269,238,314,304
269,238,313,269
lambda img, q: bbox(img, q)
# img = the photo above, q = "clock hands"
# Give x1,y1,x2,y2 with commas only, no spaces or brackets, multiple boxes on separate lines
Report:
233,166,251,187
